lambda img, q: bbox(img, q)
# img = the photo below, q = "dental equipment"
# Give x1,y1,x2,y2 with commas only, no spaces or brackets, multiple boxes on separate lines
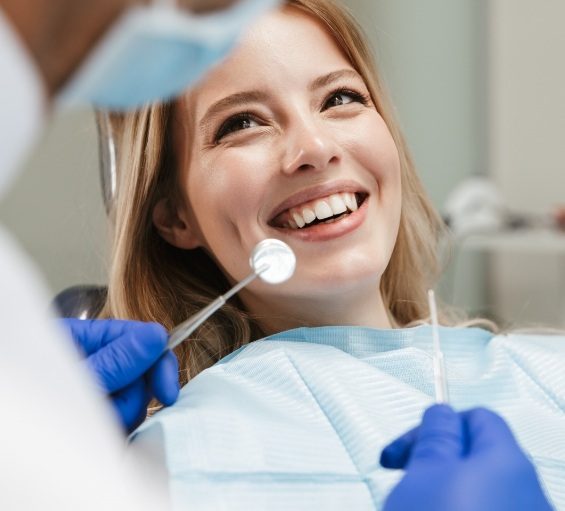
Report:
428,289,449,403
443,176,559,238
167,239,296,351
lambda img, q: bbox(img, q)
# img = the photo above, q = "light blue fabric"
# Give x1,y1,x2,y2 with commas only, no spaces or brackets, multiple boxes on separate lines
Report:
131,326,565,510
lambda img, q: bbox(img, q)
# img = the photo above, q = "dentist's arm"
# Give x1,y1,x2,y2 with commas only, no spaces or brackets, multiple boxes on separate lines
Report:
380,405,553,511
0,0,137,95
0,0,239,97
61,318,179,432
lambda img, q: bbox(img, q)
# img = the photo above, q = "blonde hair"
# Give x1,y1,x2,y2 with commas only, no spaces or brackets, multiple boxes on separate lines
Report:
101,0,450,385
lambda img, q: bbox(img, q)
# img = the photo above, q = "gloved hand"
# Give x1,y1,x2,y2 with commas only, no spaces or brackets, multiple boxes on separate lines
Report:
61,318,179,433
380,405,553,511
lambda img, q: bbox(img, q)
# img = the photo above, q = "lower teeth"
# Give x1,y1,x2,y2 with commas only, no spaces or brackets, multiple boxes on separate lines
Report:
293,211,350,229
321,212,349,224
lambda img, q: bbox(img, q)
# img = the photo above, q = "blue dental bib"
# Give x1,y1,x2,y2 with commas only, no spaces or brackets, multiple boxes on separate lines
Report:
132,325,565,510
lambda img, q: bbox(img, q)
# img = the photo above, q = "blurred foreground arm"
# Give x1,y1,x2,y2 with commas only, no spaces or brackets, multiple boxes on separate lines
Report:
380,405,553,511
0,0,239,97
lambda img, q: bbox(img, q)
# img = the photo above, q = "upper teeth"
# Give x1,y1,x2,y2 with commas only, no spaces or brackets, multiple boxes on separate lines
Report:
287,192,359,229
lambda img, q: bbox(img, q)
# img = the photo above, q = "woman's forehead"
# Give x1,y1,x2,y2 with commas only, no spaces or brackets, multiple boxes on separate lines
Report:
187,6,354,113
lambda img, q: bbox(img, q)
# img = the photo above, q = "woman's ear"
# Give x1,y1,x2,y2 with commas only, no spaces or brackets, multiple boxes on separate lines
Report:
152,197,202,250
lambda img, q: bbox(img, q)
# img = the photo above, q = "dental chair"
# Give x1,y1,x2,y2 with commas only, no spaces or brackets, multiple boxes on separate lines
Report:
52,113,115,319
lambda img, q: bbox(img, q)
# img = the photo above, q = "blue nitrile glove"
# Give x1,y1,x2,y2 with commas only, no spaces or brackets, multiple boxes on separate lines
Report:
380,405,553,511
61,318,180,433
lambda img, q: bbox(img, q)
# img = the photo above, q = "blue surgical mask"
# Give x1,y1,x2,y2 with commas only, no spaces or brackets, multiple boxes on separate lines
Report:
57,0,280,111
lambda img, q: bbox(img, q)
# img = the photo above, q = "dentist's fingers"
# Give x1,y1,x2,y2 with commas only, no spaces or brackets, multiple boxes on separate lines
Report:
462,407,525,460
145,350,180,407
381,405,464,470
111,377,151,432
84,322,168,394
406,405,464,469
380,426,418,469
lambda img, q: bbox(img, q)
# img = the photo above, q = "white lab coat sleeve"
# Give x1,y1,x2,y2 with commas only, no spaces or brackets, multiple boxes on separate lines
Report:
0,9,169,511
0,228,168,510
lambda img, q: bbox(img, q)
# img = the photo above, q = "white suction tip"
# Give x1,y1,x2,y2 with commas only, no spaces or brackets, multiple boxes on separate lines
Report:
250,239,296,284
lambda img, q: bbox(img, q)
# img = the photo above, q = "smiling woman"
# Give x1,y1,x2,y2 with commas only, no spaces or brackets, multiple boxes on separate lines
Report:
154,5,407,335
99,0,565,509
101,0,444,376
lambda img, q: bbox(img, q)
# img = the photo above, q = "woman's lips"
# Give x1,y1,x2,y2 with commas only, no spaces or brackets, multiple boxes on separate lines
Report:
270,191,363,229
267,181,369,222
270,193,369,242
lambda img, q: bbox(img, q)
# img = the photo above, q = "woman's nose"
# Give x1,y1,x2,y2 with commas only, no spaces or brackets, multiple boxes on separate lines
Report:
281,117,341,175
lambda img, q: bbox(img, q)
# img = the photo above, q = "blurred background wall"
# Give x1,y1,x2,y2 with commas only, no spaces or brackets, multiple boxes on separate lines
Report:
487,0,565,327
1,0,564,326
0,109,108,291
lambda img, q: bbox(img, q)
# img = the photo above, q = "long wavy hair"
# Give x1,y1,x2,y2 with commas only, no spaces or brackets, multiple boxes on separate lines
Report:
100,0,449,385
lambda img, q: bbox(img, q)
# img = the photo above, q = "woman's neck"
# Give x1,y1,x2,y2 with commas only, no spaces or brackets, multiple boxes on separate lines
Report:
242,281,392,337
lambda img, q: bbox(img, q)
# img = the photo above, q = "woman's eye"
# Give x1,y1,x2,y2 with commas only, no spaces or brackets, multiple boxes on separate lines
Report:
215,114,259,142
323,90,368,111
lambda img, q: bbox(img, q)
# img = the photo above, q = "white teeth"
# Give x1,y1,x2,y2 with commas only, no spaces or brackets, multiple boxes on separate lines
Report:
283,191,362,229
329,195,347,215
292,212,305,228
302,207,316,224
343,193,358,211
314,200,333,220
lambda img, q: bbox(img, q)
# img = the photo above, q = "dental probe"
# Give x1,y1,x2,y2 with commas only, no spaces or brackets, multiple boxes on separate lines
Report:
428,289,449,404
167,239,296,351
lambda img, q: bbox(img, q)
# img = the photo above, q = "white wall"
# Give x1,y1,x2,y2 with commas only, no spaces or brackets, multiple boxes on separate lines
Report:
488,0,565,327
489,0,565,210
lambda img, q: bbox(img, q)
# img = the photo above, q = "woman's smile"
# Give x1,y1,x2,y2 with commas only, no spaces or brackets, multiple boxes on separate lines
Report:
267,180,370,242
273,195,369,242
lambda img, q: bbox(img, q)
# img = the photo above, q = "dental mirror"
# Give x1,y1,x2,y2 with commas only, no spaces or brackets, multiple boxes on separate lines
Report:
167,239,295,351
251,238,296,284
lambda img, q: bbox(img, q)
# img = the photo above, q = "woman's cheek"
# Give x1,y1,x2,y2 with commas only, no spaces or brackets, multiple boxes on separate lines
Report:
366,136,400,184
194,157,264,217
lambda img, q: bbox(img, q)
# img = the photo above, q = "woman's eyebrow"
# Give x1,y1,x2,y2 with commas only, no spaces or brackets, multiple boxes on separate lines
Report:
309,69,362,91
199,90,269,130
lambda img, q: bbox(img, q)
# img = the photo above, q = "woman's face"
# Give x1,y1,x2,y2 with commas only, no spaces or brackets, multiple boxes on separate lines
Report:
167,7,401,323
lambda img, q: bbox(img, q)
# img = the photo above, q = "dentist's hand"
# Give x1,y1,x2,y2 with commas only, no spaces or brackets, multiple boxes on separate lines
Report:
380,405,553,511
61,318,179,432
